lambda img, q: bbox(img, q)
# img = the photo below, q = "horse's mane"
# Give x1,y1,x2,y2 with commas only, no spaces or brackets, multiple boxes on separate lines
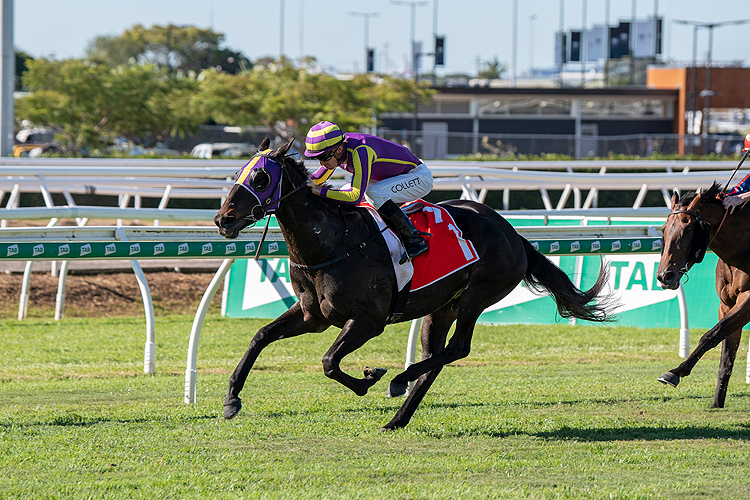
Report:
678,182,724,208
282,154,361,213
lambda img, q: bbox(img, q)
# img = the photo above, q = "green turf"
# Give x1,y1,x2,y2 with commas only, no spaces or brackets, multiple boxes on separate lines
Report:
1,316,749,499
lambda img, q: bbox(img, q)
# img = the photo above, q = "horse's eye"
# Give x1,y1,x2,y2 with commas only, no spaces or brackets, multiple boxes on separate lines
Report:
250,169,271,192
685,225,692,233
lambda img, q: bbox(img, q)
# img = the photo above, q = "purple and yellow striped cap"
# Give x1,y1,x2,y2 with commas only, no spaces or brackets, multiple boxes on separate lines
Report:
304,121,344,157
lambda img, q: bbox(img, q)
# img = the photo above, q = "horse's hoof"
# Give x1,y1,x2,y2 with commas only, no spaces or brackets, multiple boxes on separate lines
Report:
657,372,680,387
223,399,242,420
386,380,408,398
365,366,388,380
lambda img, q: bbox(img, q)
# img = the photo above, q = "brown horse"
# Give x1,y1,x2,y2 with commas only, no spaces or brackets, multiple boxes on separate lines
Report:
214,138,614,430
657,183,750,407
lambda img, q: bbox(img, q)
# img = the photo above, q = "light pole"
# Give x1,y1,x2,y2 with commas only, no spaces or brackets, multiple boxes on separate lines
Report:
527,14,537,76
558,0,565,86
348,11,379,72
392,0,428,136
391,0,428,81
279,0,285,59
511,0,518,87
674,19,750,154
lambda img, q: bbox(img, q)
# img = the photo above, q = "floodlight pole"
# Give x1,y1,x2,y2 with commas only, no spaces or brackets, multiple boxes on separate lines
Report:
674,19,750,155
348,11,379,72
0,0,12,157
392,0,428,136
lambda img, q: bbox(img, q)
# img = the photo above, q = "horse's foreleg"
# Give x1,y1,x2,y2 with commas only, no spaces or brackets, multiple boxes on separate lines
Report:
321,312,385,396
660,291,750,391
381,310,454,431
225,302,327,419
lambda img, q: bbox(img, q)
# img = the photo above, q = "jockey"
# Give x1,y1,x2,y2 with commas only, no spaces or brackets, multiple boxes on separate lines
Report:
304,120,432,263
723,131,750,212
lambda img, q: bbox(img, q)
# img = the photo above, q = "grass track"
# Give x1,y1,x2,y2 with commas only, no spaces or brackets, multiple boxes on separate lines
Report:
2,316,750,499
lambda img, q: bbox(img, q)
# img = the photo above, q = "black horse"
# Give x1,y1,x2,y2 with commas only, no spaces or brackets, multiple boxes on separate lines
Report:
214,138,614,430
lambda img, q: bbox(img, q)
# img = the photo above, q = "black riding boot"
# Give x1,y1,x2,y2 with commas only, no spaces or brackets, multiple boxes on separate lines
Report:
378,200,429,264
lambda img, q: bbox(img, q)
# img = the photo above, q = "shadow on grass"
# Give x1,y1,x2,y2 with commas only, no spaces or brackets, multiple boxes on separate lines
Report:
0,413,218,428
534,424,750,441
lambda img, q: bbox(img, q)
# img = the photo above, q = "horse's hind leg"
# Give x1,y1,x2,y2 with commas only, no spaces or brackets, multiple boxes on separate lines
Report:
225,302,328,419
321,311,387,396
713,328,742,408
381,308,456,431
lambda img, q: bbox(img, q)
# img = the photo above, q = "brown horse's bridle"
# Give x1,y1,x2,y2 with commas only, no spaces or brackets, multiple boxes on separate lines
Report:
666,208,714,278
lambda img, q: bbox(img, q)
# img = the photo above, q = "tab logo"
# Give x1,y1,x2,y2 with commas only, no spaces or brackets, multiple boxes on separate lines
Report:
631,240,641,251
129,243,141,255
550,241,560,253
611,240,621,252
245,242,256,254
178,243,189,255
225,243,236,254
33,244,44,256
268,242,279,254
652,239,662,251
154,243,165,255
58,244,70,257
105,243,116,256
7,244,18,257
591,240,601,252
570,241,580,252
531,241,539,251
80,244,92,256
202,243,212,255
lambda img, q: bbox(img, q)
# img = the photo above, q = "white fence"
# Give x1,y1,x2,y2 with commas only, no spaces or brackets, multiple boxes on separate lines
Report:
2,158,747,402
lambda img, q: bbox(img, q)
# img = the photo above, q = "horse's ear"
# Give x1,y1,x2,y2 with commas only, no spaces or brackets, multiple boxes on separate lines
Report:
258,136,271,152
670,190,679,210
687,190,702,211
273,138,295,158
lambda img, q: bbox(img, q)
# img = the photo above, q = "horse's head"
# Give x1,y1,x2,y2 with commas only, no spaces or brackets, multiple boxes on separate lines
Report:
215,137,301,239
656,189,712,290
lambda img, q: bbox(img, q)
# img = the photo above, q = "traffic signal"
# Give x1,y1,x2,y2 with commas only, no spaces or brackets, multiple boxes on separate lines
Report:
435,36,445,66
367,48,375,72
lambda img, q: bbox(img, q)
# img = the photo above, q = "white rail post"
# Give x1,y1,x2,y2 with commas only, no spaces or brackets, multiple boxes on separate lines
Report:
115,227,156,374
404,318,423,394
18,260,32,320
676,284,689,358
54,260,69,321
185,258,234,404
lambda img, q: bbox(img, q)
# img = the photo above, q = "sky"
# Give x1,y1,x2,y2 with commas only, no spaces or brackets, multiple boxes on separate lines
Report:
15,0,750,77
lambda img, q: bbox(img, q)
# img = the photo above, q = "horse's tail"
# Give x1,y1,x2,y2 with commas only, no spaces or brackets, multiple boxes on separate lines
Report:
521,237,614,323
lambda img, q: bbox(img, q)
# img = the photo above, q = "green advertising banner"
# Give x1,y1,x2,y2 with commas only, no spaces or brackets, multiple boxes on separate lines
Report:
223,218,722,331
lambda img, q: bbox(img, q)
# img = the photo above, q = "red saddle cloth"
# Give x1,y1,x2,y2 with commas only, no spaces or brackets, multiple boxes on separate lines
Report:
402,200,480,291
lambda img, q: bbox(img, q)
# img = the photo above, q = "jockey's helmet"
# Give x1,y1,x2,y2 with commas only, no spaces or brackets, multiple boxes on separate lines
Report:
305,121,344,157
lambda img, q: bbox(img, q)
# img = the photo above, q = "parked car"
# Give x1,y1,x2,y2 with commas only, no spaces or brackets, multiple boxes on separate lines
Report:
190,142,256,159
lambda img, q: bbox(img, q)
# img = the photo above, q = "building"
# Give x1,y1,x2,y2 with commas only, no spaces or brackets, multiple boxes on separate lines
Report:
380,84,678,158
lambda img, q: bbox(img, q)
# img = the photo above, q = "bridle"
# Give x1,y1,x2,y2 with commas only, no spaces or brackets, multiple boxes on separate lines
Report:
235,154,307,259
664,208,715,279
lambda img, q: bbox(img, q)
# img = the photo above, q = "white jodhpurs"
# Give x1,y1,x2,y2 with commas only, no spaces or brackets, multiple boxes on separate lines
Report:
364,163,433,209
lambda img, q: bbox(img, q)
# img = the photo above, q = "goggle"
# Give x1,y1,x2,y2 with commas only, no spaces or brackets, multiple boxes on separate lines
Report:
317,144,340,162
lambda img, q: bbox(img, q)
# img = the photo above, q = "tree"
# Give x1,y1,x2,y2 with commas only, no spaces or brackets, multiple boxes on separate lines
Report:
477,57,507,80
194,58,434,145
86,24,251,75
16,58,203,153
